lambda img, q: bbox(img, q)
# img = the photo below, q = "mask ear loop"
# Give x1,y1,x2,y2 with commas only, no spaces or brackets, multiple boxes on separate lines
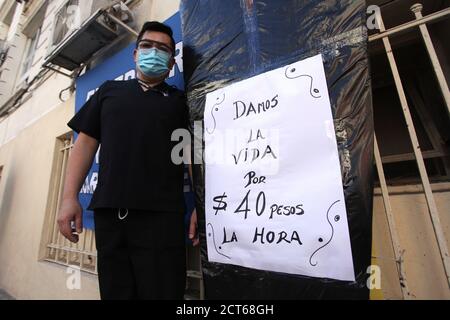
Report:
118,208,129,220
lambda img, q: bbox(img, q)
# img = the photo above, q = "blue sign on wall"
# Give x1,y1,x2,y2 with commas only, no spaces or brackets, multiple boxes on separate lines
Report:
74,13,193,230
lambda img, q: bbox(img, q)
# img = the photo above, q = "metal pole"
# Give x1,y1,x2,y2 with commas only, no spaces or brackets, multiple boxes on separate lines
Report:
374,136,411,299
369,7,450,42
376,11,450,288
42,65,73,78
411,3,450,116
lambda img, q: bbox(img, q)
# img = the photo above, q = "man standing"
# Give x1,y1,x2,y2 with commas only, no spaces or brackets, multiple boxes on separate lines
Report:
58,21,198,300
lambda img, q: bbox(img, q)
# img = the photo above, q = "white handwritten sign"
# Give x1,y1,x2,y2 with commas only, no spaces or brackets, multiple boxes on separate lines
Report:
204,54,355,282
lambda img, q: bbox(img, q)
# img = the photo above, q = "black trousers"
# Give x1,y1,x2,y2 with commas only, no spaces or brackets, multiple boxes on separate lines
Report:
93,208,186,300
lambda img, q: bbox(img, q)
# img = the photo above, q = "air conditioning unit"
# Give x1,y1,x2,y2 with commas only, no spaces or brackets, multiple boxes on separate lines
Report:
48,0,113,55
44,0,135,71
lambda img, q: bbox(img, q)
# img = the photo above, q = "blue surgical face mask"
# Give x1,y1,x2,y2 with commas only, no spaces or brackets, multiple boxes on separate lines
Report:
137,48,171,78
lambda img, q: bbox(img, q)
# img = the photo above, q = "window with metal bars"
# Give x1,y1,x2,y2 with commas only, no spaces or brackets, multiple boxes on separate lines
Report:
41,132,97,274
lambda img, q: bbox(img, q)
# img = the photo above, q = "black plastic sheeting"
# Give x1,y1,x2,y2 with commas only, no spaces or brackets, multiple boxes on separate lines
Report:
181,0,374,300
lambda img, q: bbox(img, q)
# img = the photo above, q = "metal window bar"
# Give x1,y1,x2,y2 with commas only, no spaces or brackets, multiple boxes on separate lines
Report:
410,4,450,116
370,2,450,296
374,136,412,299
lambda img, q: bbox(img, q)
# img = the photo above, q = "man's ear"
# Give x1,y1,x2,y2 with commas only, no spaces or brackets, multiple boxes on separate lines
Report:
133,49,138,63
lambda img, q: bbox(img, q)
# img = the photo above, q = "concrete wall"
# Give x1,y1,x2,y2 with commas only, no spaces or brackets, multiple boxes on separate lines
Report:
373,183,450,299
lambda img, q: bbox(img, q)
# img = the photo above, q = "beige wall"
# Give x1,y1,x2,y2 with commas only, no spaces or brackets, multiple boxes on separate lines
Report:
0,22,8,40
149,0,181,21
0,97,100,299
373,183,450,300
0,1,26,107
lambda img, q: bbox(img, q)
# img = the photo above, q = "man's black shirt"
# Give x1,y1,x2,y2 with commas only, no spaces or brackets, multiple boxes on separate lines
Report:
68,78,189,213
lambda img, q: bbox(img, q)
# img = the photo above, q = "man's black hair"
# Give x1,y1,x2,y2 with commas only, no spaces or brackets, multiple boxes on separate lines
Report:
136,21,176,55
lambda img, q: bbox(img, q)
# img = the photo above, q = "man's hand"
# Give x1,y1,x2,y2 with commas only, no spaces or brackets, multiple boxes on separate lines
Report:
189,209,200,247
58,198,83,243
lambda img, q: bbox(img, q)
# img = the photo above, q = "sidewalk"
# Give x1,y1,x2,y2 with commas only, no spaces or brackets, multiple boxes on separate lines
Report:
0,289,14,300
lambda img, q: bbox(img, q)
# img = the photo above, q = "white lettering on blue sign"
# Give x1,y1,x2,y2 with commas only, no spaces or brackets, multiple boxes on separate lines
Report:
81,172,98,194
